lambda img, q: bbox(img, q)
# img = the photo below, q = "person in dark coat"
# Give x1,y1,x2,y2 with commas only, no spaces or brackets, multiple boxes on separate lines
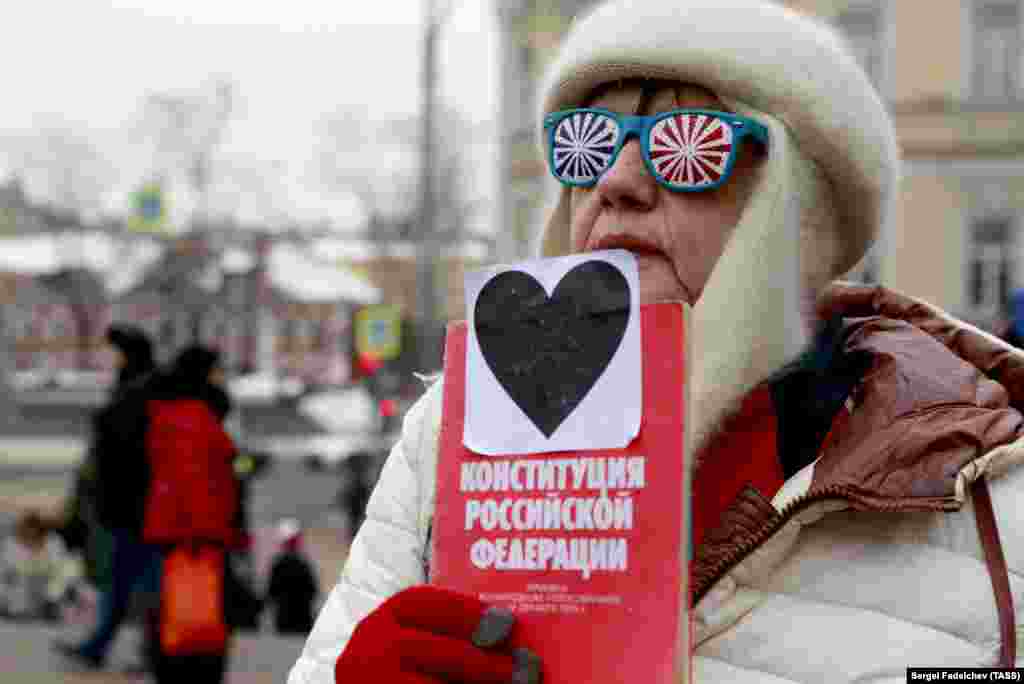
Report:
55,324,160,671
266,520,319,635
143,345,240,684
336,450,376,540
60,326,158,561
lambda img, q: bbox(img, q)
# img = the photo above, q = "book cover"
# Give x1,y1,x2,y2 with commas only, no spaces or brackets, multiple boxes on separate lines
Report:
430,302,691,683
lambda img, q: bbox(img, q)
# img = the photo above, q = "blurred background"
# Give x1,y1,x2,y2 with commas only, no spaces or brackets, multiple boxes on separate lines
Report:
0,0,1022,681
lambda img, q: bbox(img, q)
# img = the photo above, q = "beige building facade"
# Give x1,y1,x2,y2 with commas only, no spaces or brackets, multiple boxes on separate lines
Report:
496,0,1024,329
789,0,1024,328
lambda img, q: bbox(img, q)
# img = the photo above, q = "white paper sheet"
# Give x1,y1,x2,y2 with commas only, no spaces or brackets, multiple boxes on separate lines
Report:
463,249,641,455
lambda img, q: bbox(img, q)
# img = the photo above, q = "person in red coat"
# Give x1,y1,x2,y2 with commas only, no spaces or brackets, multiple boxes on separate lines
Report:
142,346,241,684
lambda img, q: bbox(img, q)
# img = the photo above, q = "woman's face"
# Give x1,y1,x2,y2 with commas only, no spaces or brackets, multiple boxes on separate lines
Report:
569,81,766,305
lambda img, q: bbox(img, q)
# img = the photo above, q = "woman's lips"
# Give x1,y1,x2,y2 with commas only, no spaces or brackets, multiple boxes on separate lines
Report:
585,234,695,304
586,234,665,257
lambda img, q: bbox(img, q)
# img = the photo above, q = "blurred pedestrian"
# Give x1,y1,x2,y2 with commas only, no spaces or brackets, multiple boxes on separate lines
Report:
336,450,375,540
142,345,242,684
266,519,318,635
224,531,264,633
1001,289,1024,349
54,324,160,671
62,325,156,575
1,510,79,622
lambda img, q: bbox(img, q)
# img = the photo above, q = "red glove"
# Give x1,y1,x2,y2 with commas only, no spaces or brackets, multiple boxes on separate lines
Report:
336,585,541,683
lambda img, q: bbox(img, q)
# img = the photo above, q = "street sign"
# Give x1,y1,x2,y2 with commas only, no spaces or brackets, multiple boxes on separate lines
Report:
0,207,18,234
128,182,168,233
355,304,402,361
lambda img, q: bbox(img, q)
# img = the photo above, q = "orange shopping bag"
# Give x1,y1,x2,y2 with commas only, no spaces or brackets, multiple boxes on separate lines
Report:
160,545,228,656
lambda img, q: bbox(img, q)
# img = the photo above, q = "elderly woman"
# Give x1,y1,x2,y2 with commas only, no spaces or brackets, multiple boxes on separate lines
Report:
290,1,1024,682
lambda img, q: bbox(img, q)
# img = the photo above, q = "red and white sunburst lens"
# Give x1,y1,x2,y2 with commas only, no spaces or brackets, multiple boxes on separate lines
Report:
648,113,735,189
551,111,621,184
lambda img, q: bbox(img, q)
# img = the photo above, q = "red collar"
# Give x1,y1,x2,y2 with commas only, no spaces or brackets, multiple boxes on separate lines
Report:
691,385,784,551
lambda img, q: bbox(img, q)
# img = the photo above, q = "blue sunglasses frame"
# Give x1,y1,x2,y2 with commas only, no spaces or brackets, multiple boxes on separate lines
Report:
543,107,770,192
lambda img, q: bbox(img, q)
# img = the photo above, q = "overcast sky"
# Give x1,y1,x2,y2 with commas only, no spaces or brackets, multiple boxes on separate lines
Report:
0,0,501,232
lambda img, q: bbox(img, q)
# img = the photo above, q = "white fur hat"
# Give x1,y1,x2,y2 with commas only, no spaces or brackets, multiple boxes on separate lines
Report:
535,0,900,276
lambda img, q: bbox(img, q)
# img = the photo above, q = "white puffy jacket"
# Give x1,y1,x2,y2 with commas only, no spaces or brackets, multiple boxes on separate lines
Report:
290,297,1024,683
289,389,1024,682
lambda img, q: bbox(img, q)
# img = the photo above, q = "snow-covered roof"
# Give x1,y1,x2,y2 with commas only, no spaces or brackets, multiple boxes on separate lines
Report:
1,231,384,305
268,242,380,304
222,247,256,274
61,230,120,272
0,235,61,274
384,242,417,259
310,238,419,262
0,231,167,297
312,238,491,263
310,238,376,262
105,239,166,296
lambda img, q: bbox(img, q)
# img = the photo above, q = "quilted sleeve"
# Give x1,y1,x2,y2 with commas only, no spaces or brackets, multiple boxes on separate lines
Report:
286,381,443,684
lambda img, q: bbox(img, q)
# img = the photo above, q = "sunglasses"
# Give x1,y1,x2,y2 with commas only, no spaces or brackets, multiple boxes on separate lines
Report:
543,108,769,192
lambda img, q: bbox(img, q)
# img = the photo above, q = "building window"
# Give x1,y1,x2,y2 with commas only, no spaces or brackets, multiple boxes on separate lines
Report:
9,308,30,340
257,314,277,370
158,316,173,346
280,318,295,348
835,3,883,87
968,215,1016,318
312,320,326,350
201,313,224,346
222,319,239,371
973,1,1021,100
176,312,192,348
49,317,66,339
294,319,311,348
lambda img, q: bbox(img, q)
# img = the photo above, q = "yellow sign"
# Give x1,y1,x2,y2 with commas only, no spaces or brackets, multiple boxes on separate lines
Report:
128,182,169,233
0,207,18,234
355,305,402,361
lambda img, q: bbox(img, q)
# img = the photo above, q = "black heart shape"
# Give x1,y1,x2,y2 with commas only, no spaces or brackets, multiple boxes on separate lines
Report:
473,260,631,438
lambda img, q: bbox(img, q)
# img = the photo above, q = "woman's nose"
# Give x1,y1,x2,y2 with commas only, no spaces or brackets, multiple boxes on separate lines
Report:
595,138,658,211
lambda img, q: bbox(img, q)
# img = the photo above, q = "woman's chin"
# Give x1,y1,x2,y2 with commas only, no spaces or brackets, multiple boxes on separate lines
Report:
637,281,693,306
636,262,694,305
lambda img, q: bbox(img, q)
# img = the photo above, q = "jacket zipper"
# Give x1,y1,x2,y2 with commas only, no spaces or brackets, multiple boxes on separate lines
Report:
691,393,985,606
690,484,951,605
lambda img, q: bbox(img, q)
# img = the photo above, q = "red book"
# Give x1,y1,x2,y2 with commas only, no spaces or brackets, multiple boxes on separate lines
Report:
431,302,692,683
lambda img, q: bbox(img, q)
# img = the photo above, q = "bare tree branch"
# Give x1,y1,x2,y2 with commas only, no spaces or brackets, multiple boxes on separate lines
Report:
142,77,238,223
315,100,485,241
9,121,115,214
